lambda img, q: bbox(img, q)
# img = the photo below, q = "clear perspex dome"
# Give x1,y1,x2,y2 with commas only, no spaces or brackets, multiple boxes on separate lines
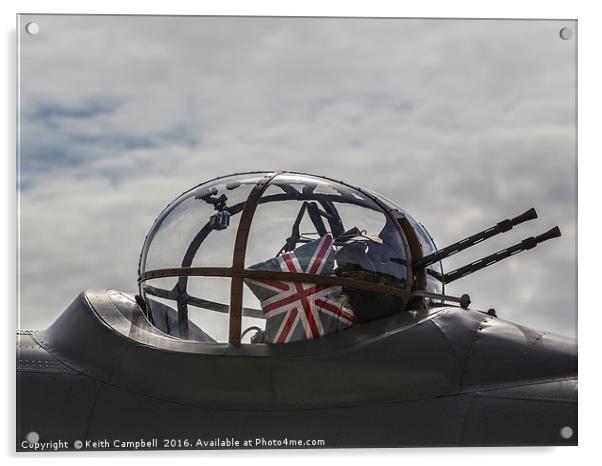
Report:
138,172,442,345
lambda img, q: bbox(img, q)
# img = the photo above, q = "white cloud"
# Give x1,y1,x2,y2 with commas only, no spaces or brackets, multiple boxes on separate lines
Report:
18,15,577,337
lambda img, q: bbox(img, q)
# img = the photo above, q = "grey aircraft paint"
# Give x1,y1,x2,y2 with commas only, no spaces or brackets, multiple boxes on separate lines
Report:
16,289,577,449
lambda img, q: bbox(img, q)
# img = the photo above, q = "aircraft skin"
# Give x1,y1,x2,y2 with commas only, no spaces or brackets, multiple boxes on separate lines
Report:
16,288,577,450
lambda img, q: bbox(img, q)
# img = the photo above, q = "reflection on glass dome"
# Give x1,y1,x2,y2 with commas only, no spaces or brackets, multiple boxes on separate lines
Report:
140,173,267,271
138,172,443,345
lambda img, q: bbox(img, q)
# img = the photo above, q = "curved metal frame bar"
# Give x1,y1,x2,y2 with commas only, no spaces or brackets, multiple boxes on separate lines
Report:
141,267,409,297
229,173,280,342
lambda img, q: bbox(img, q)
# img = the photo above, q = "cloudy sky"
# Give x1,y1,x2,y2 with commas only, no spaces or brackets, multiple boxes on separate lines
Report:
17,15,576,337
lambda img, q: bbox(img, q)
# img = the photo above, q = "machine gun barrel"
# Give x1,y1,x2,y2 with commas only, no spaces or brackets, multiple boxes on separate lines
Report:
413,207,538,270
440,226,561,284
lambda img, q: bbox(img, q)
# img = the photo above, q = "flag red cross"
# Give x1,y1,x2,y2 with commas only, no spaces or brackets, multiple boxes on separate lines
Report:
248,234,355,343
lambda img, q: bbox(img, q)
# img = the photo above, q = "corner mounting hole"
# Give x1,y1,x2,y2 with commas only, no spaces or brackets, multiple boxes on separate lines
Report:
560,426,573,439
25,22,39,35
26,431,39,443
559,27,573,40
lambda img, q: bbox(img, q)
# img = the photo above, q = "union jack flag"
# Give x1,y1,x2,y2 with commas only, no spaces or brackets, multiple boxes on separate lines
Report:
245,234,356,344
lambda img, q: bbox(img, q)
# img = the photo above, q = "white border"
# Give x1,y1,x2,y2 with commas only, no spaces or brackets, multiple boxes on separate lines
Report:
2,0,599,464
